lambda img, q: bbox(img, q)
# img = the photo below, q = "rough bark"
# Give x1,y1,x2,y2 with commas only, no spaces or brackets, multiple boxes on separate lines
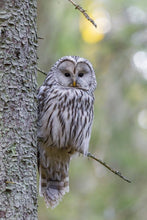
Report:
0,0,38,219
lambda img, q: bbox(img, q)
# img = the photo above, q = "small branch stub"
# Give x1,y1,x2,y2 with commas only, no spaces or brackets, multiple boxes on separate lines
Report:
37,67,47,76
37,36,44,40
68,0,97,28
87,152,131,183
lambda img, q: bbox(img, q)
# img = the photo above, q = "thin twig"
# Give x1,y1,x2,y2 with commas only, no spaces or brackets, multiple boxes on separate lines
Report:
68,0,97,28
87,152,131,183
36,67,47,76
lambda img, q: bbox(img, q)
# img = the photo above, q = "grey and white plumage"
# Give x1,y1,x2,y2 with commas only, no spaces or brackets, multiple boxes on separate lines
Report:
37,56,97,208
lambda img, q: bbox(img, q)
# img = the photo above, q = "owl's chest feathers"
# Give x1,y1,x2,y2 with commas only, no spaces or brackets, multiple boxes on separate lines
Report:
41,88,94,153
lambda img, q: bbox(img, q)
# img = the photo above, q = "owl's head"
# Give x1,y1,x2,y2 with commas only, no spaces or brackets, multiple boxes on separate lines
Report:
46,56,97,92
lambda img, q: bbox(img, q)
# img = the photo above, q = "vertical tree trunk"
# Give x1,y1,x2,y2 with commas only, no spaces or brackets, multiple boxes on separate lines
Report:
0,0,38,219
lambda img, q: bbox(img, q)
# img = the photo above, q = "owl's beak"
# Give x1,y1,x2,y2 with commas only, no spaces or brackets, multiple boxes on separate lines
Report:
72,80,76,87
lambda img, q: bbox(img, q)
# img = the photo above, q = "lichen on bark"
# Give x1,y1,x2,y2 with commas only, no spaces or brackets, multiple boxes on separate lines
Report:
0,0,38,219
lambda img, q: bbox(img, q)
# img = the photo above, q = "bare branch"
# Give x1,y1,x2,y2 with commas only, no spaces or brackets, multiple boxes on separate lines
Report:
37,67,47,76
68,0,97,28
87,152,131,183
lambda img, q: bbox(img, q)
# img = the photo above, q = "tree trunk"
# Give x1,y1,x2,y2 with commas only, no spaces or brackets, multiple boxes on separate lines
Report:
0,0,38,219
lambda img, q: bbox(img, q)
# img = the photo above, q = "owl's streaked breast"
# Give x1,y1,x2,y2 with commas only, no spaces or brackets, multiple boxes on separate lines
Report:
38,86,94,155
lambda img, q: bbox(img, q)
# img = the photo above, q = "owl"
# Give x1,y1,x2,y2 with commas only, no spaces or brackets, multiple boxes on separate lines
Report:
37,56,97,208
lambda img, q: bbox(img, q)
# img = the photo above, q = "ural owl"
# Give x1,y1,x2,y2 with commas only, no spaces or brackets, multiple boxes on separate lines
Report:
37,56,97,208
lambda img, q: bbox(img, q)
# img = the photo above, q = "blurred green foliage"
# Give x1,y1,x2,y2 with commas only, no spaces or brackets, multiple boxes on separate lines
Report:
37,0,147,219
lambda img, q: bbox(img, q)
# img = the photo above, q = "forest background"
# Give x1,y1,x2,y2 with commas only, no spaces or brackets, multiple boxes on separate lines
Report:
37,0,147,219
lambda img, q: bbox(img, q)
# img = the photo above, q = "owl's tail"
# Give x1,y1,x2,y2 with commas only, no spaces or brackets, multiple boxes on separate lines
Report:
39,148,71,208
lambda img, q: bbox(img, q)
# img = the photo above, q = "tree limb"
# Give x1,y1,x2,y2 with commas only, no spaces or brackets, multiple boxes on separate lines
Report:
68,0,97,28
87,152,131,183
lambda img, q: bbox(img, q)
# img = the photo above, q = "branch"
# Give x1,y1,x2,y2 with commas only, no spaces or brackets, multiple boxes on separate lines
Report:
87,152,131,183
68,0,97,28
36,67,47,76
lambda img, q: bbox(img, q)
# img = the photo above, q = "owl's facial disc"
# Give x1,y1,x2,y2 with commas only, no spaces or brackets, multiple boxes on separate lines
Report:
57,59,92,90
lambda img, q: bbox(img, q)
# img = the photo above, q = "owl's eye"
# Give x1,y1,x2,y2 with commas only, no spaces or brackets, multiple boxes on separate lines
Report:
64,73,70,77
78,73,84,77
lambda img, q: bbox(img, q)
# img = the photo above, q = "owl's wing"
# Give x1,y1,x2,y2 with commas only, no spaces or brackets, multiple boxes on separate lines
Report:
37,85,50,117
